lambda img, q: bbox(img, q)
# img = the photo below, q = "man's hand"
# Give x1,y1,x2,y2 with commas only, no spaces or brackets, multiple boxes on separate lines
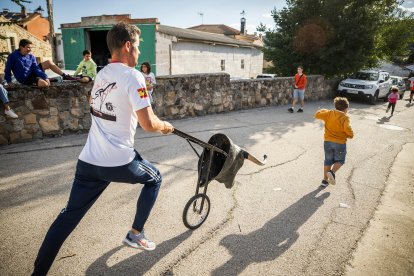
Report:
161,121,174,134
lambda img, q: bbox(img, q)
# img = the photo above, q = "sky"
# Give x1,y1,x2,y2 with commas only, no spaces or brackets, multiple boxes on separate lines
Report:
2,0,414,34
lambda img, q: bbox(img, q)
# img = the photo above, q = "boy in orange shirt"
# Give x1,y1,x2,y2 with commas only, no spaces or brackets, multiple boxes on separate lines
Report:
315,97,354,187
288,66,307,113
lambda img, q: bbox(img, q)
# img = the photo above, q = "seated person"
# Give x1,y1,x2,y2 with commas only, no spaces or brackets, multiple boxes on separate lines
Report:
4,39,76,88
74,50,97,83
0,83,18,118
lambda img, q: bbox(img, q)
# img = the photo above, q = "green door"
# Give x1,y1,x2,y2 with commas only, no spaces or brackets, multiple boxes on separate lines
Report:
137,24,156,74
62,28,85,70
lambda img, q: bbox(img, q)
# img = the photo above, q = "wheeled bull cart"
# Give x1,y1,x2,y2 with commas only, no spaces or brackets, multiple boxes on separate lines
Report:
173,129,267,230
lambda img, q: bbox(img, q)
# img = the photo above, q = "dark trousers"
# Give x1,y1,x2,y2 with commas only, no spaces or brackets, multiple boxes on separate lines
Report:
32,151,162,276
387,102,396,114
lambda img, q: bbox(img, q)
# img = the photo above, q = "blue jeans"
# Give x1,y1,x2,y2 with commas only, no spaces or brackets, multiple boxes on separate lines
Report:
32,151,162,276
324,141,347,166
0,84,9,104
293,89,305,100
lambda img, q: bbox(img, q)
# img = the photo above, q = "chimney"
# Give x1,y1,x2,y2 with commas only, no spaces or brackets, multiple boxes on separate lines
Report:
21,6,27,16
240,10,246,35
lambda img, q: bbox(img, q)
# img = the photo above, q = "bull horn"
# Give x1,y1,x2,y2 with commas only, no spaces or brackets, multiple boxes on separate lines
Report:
242,150,267,166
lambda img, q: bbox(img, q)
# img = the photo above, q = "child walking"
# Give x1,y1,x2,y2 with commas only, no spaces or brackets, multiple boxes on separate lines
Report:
386,86,399,116
315,97,354,187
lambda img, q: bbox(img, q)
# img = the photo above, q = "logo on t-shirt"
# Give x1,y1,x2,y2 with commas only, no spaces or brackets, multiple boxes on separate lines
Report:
137,87,149,99
91,81,117,121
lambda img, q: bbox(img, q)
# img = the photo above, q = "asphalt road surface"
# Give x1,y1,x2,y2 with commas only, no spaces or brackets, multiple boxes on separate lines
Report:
1,95,413,275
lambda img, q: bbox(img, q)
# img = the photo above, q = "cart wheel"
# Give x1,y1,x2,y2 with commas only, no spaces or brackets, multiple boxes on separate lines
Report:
183,194,211,230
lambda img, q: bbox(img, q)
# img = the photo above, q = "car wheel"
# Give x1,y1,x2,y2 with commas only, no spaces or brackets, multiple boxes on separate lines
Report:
369,91,379,105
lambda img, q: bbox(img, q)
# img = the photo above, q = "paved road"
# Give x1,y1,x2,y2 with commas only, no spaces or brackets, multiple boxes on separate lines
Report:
1,95,413,275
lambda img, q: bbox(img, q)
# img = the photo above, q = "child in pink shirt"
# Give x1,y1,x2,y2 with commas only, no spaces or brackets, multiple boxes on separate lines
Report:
386,86,399,116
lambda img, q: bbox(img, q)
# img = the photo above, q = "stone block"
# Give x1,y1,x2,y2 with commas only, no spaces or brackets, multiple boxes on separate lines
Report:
24,113,37,124
10,119,24,132
21,130,33,140
39,116,60,134
33,109,50,116
9,132,21,143
69,118,79,130
71,108,83,118
50,107,58,116
32,95,49,109
0,135,8,145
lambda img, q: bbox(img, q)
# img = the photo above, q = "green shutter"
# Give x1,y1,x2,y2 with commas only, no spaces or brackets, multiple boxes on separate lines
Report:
62,28,85,70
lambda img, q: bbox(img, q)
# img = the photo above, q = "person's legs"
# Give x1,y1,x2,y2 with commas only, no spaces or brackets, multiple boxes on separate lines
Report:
323,141,334,184
297,90,305,111
289,90,298,112
410,91,413,103
390,102,396,115
0,84,9,105
40,60,64,75
32,161,109,276
36,78,50,88
386,102,391,113
79,77,90,83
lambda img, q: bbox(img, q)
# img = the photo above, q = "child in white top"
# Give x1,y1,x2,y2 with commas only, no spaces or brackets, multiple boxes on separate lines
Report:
140,62,156,103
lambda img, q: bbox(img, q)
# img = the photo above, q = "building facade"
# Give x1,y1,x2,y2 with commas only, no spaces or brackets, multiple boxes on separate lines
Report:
156,25,263,78
60,15,263,78
0,15,52,76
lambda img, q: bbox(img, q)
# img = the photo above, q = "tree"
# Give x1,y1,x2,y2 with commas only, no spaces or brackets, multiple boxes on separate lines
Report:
0,0,31,63
259,0,410,77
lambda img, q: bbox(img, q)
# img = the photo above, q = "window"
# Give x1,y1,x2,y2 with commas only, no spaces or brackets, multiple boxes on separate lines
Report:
241,59,245,69
221,60,225,71
9,37,16,51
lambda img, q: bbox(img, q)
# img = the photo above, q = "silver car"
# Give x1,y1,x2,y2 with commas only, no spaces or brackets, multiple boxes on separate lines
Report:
390,76,406,99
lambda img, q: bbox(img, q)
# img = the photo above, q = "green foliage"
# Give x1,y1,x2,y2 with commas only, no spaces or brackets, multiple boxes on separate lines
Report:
259,0,412,77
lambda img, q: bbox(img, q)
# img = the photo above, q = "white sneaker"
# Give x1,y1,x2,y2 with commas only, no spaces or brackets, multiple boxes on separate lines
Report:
5,109,18,118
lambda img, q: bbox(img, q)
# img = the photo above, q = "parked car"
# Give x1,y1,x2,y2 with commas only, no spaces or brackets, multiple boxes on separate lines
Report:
390,76,406,99
256,74,276,79
337,70,392,104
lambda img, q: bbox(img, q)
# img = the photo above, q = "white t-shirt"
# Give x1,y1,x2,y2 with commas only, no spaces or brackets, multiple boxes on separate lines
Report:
79,63,151,167
142,72,156,93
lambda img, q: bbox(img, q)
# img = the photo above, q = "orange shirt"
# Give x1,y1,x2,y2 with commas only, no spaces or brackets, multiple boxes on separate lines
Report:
315,109,354,144
294,73,307,89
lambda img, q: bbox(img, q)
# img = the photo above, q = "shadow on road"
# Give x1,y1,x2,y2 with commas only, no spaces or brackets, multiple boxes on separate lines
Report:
212,186,330,276
376,115,392,124
85,230,192,275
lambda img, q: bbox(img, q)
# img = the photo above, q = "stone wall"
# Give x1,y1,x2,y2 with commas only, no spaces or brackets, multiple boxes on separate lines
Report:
0,82,92,145
152,73,338,119
0,73,338,145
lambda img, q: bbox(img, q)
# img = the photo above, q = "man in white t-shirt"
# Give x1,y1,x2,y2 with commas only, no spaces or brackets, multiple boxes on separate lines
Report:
32,23,174,276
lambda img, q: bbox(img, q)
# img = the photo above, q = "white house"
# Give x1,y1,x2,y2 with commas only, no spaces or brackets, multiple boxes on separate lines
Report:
155,25,263,78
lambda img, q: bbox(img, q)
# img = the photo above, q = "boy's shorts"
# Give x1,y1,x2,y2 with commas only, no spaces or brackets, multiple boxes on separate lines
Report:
324,141,347,166
293,89,305,100
23,63,44,86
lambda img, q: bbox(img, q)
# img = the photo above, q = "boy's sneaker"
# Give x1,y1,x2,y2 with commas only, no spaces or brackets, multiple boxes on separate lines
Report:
327,170,336,185
62,74,77,81
321,180,329,187
288,107,294,113
5,109,18,118
123,230,156,251
297,108,304,113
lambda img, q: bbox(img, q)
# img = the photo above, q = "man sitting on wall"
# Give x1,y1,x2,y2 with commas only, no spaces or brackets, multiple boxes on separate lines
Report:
4,39,76,88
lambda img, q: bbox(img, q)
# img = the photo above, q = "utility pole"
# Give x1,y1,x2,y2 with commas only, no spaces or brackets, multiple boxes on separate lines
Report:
198,12,204,25
46,0,57,64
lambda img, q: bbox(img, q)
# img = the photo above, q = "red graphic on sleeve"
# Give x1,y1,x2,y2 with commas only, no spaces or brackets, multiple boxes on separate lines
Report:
137,87,149,99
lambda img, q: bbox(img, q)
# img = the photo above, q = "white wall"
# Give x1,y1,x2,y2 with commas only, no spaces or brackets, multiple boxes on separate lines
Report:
56,33,65,68
155,34,263,78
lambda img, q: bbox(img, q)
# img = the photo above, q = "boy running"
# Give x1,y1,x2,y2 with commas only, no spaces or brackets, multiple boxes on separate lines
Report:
315,97,354,187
